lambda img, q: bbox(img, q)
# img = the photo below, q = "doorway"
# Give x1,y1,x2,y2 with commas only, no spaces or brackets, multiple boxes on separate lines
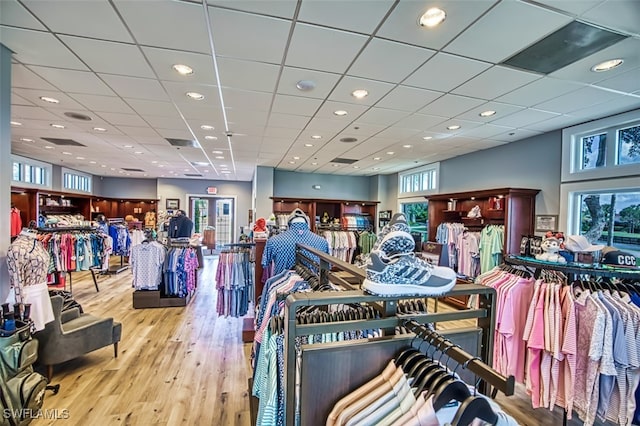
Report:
188,195,236,249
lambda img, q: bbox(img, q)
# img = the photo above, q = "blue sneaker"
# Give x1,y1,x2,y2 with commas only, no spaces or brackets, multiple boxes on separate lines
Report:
362,251,457,297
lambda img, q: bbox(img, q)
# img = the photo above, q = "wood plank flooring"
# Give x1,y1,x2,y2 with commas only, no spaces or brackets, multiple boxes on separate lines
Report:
33,258,607,425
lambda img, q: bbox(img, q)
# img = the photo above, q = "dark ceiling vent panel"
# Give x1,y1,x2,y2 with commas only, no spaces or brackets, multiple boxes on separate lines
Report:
501,20,627,74
184,173,203,177
64,112,92,121
340,137,358,143
165,138,199,148
41,137,86,147
121,168,145,172
331,157,358,164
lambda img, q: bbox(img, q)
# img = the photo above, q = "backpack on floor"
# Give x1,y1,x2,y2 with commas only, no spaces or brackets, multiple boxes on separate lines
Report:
0,321,48,426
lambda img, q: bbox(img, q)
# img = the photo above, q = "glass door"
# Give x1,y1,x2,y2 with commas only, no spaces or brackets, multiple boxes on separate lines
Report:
191,198,208,234
215,198,234,247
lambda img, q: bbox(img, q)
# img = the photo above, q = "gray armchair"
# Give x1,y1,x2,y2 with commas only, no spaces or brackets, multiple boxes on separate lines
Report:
34,295,122,381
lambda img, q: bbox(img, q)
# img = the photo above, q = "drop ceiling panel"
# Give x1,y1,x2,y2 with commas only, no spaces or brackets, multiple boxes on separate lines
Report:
11,93,35,106
28,66,117,96
375,126,422,140
495,77,584,106
594,67,640,93
59,35,155,78
534,86,620,113
490,108,560,128
444,1,572,63
492,128,543,142
141,47,216,85
298,0,393,34
22,0,133,43
581,0,640,36
418,94,485,117
357,107,409,126
125,99,178,117
521,114,578,132
277,67,341,99
567,95,640,119
10,105,59,121
69,93,135,113
348,38,436,83
216,58,280,92
227,109,270,128
339,122,387,139
455,102,525,122
99,74,170,101
452,66,542,100
376,0,498,50
532,0,603,16
114,0,211,54
286,23,368,74
12,88,88,110
394,114,449,131
305,117,352,133
267,113,311,129
429,119,485,135
315,100,369,120
263,126,301,139
459,123,515,139
0,0,46,30
140,115,188,131
376,86,443,112
161,81,221,108
221,88,272,111
272,94,322,116
12,64,58,91
1,27,89,70
328,77,395,106
96,112,147,127
404,53,493,93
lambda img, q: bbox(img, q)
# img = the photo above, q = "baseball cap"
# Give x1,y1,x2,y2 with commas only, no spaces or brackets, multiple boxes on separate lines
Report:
287,208,309,225
563,235,604,252
602,250,638,268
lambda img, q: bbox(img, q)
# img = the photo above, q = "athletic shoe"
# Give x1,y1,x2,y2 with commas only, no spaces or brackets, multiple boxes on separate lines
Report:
376,230,416,258
362,251,457,297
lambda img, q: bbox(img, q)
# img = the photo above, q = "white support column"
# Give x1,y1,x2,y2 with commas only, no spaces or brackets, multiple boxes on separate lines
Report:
0,44,13,300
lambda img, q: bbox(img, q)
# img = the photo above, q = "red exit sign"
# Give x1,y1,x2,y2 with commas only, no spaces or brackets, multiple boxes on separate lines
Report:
207,186,217,195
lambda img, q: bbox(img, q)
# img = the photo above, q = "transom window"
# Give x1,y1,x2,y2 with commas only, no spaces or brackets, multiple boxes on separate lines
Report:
11,155,51,189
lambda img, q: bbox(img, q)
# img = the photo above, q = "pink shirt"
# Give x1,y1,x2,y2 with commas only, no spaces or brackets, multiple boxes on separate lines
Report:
526,282,547,408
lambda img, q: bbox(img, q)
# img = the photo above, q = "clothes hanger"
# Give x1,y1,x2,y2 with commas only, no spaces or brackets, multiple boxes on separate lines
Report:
412,340,450,397
450,395,498,426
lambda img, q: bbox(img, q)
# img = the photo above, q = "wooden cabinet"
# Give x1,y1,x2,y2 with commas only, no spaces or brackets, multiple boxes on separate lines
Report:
91,198,158,221
37,191,92,219
426,188,540,256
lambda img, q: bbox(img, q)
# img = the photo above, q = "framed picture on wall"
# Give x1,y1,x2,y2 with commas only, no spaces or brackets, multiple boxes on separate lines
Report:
535,215,558,232
166,199,180,210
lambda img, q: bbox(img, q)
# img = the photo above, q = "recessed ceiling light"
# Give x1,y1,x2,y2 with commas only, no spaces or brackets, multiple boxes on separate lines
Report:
220,164,228,168
304,143,314,147
418,7,446,27
591,58,624,72
123,145,133,148
479,110,496,117
332,164,339,167
221,170,231,174
333,110,348,116
39,96,59,104
151,161,158,164
422,136,433,140
201,125,214,130
101,164,106,167
212,150,223,154
311,135,322,140
93,127,107,132
10,121,22,126
89,161,96,164
76,156,85,160
296,80,316,91
134,151,143,154
386,151,394,155
110,168,115,171
204,135,217,140
373,157,381,160
215,156,224,159
186,92,204,100
447,125,461,130
44,146,54,149
50,124,65,129
373,167,380,170
183,168,189,171
62,151,72,155
19,138,33,142
351,89,369,99
353,166,360,169
144,174,148,177
293,156,300,160
311,162,318,165
172,64,194,75
193,161,208,166
204,170,209,173
403,144,412,148
289,161,296,164
119,170,124,174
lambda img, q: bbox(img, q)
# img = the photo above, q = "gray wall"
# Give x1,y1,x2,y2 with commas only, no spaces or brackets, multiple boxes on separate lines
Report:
51,164,62,192
274,170,377,200
1,44,11,300
97,177,157,199
255,166,274,219
438,131,562,215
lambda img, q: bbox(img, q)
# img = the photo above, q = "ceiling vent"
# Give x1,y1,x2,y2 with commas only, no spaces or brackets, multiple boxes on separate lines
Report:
64,112,92,121
165,138,199,148
331,157,358,164
41,137,86,147
184,173,203,177
502,20,627,74
339,137,358,143
121,168,145,172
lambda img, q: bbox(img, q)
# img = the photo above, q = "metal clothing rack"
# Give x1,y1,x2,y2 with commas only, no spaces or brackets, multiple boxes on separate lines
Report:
277,244,507,426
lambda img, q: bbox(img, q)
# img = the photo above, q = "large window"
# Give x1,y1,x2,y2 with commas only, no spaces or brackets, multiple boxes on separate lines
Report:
62,167,92,193
399,200,429,243
561,109,640,258
11,155,51,189
398,163,439,197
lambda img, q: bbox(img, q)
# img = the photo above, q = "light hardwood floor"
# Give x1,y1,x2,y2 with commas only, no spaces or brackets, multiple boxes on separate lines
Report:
33,257,604,425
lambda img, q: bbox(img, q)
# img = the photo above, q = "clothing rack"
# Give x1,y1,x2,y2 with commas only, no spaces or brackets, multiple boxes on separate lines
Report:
276,243,503,426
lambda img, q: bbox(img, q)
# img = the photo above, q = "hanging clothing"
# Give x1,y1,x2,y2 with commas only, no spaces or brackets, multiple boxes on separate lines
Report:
358,231,377,256
163,246,199,297
321,231,358,263
109,224,131,256
10,207,22,238
130,241,166,290
478,225,504,273
168,214,193,238
144,211,157,229
456,231,480,278
435,222,465,269
216,249,254,317
261,222,329,276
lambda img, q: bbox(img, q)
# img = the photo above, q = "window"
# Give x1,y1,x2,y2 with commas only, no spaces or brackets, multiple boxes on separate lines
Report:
62,168,92,193
11,155,51,189
399,200,429,243
398,163,439,196
561,109,640,258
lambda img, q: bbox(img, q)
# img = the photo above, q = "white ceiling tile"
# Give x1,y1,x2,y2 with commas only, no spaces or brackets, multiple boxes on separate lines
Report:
328,77,395,106
226,109,270,128
377,0,498,50
141,47,216,85
177,104,225,121
452,65,542,100
208,7,291,63
532,0,603,16
534,86,620,113
268,113,311,129
376,86,443,112
69,93,135,113
0,0,46,30
286,23,368,74
99,74,169,101
522,114,580,132
459,123,515,139
495,76,584,106
340,122,387,139
216,58,280,93
455,101,526,122
11,93,35,106
306,117,351,133
161,81,221,108
116,125,161,137
222,88,272,111
125,99,178,117
206,0,297,19
492,128,544,142
394,114,449,131
272,94,323,116
376,126,422,140
12,87,88,110
582,0,640,36
404,53,492,93
59,35,155,78
594,66,640,93
10,105,60,121
140,115,188,131
263,126,300,139
27,66,116,96
444,1,572,63
12,64,57,91
568,94,640,119
418,94,485,117
357,107,409,126
490,108,560,128
315,100,369,120
1,27,88,70
277,67,341,99
97,112,147,127
22,0,133,42
114,0,210,53
349,38,436,83
298,0,394,34
428,118,485,135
